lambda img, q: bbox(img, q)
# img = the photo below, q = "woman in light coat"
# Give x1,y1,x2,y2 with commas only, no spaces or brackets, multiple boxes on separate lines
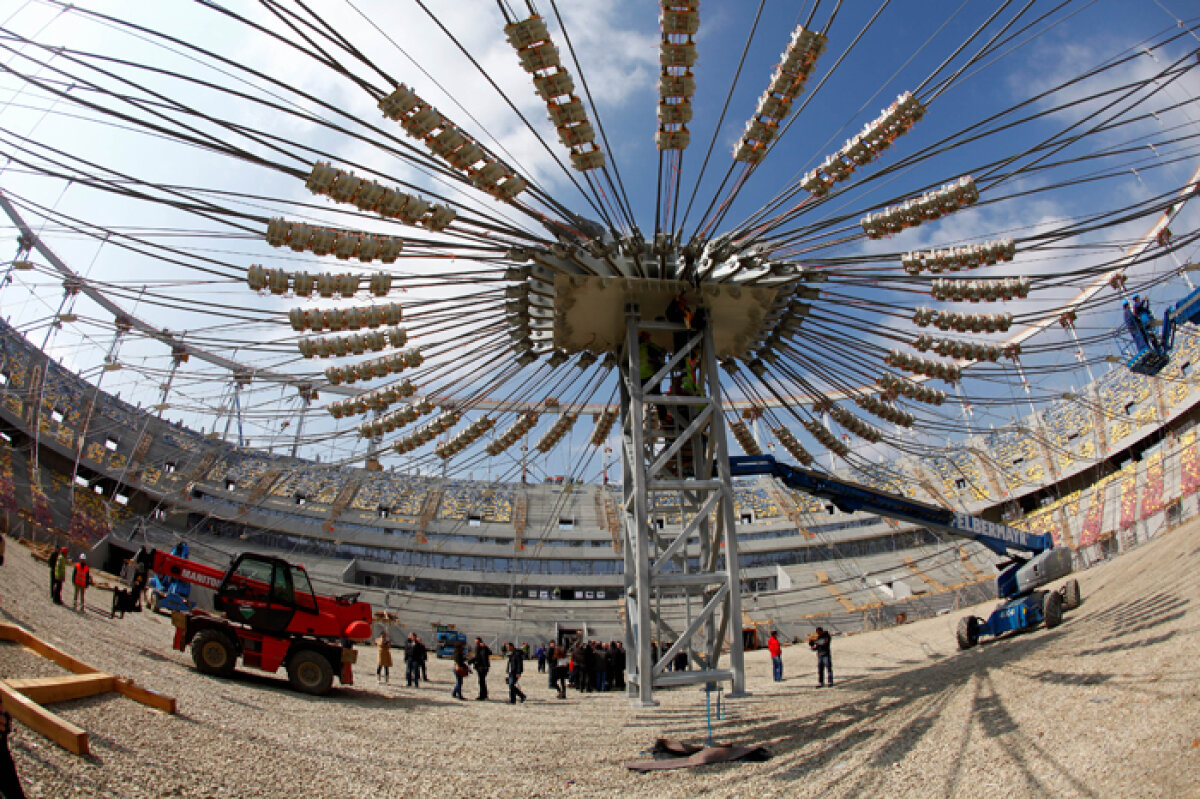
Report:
376,631,393,684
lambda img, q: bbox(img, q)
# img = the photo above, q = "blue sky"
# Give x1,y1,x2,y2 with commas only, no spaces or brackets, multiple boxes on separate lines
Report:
0,1,1198,482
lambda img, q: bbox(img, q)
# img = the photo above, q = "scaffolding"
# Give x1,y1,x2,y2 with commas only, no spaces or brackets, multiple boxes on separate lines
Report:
619,306,746,706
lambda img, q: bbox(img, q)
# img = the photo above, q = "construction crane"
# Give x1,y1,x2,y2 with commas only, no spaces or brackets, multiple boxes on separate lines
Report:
728,455,1080,648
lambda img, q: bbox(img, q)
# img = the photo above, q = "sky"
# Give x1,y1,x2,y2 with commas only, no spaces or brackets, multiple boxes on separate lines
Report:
0,0,1198,484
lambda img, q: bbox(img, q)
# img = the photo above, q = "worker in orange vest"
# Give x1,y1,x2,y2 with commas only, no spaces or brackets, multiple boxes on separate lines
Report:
71,554,92,613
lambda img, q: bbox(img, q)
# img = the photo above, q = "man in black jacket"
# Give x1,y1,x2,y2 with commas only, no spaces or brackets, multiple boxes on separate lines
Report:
471,637,492,700
407,634,427,688
416,633,429,682
505,643,526,704
810,627,833,687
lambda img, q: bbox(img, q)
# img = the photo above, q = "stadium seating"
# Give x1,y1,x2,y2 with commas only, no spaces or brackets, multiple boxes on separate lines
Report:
68,488,113,544
437,481,515,522
5,312,1200,642
733,481,781,519
0,445,16,512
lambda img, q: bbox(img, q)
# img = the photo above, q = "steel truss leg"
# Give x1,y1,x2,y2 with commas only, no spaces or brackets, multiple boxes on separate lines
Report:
620,308,747,707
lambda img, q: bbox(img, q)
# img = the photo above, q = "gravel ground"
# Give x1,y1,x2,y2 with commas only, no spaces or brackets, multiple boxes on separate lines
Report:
1,522,1198,799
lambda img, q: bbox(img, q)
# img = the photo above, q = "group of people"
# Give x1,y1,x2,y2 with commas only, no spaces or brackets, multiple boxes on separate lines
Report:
378,628,836,700
46,546,91,612
374,634,633,703
373,631,431,687
768,627,834,687
449,637,524,703
535,639,627,698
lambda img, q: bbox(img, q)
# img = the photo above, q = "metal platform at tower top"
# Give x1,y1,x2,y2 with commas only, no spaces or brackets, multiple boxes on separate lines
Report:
619,302,747,706
552,276,780,359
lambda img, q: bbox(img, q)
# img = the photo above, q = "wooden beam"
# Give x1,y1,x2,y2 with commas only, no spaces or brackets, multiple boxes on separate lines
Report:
0,623,98,675
4,674,114,705
0,680,89,756
0,622,178,714
113,677,177,714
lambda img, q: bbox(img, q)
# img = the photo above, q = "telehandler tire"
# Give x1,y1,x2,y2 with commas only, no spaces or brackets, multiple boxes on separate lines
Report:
287,649,334,695
192,629,237,677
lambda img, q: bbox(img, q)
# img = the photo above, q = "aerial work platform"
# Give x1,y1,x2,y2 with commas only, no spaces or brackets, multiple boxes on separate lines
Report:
1125,283,1200,376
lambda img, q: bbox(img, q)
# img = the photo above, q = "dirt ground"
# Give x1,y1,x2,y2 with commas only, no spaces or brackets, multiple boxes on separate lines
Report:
1,521,1198,798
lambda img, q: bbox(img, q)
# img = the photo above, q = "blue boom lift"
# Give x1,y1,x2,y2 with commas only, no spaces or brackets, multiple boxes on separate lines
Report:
435,624,467,658
728,455,1080,649
1123,283,1200,376
147,542,194,614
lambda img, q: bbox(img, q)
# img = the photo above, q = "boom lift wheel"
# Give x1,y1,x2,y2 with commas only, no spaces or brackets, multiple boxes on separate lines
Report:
287,649,334,695
192,629,237,677
1062,578,1081,610
956,615,981,650
1042,590,1063,629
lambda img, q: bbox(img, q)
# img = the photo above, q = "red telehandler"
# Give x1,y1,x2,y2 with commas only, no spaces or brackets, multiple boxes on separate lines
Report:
132,547,373,695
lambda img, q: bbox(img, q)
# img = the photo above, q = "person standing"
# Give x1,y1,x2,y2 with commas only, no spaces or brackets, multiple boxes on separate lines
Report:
47,546,60,602
505,643,526,704
450,643,469,700
613,642,626,691
471,637,491,701
404,633,422,687
810,627,833,687
375,631,393,684
768,630,783,682
49,547,67,605
535,643,547,674
580,641,595,693
552,643,569,699
638,332,666,394
417,634,429,682
412,635,427,684
0,710,27,799
71,554,91,613
596,643,609,692
1133,295,1158,348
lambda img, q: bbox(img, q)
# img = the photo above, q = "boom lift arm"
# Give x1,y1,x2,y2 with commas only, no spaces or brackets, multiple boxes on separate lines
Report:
728,455,1080,647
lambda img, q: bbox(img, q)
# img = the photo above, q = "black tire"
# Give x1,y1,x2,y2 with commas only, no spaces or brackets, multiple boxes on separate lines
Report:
287,649,334,696
1043,590,1063,629
956,616,981,650
192,628,238,677
1062,578,1081,611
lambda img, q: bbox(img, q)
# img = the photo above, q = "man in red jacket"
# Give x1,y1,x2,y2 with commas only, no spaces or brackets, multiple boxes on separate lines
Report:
768,630,783,682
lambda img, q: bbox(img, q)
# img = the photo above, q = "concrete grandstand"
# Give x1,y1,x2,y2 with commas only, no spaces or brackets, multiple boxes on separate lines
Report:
4,315,1200,647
